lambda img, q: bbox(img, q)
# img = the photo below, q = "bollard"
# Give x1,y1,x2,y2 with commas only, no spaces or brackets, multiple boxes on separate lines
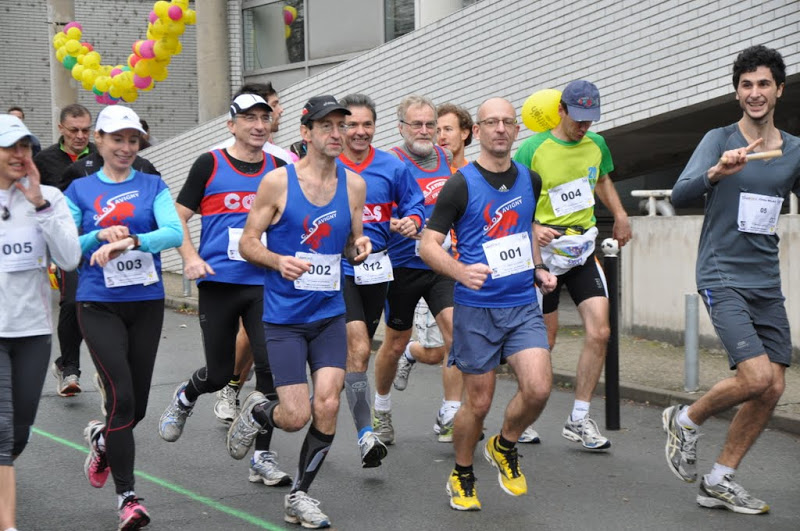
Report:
601,238,620,430
684,293,700,392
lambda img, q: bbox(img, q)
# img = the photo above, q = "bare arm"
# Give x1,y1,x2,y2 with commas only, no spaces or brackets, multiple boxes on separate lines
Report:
175,203,215,279
419,228,491,290
594,174,631,247
344,170,371,264
239,168,311,280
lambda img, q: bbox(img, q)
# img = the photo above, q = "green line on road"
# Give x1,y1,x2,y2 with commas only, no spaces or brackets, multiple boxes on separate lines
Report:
31,427,284,531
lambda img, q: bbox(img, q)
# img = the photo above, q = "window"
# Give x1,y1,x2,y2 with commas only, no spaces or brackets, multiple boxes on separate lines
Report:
384,0,414,42
243,0,305,71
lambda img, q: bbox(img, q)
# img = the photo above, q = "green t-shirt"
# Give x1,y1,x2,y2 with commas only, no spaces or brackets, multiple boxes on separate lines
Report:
513,130,614,228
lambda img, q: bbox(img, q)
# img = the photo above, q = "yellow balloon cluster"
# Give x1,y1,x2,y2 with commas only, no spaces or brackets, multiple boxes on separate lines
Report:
51,0,196,105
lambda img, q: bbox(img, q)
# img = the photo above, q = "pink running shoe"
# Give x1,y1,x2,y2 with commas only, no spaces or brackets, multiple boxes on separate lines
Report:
83,420,110,488
118,495,150,530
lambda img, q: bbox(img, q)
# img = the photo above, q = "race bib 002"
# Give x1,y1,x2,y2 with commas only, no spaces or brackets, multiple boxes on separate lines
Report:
294,252,341,291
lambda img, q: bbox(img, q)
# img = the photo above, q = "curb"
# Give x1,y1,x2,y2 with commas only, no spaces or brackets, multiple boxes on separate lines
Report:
163,296,800,437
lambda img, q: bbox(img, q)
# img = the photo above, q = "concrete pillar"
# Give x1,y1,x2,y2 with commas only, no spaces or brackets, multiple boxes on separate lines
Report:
46,0,77,143
417,0,462,27
196,0,232,122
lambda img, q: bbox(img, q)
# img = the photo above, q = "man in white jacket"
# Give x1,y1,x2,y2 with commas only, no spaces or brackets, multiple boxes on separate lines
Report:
0,114,81,531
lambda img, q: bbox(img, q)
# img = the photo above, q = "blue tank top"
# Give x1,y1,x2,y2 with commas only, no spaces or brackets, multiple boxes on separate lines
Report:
387,146,451,269
454,162,536,308
263,165,352,324
198,149,277,285
66,171,167,302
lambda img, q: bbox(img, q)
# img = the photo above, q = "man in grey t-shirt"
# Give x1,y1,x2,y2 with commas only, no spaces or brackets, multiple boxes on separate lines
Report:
663,45,800,515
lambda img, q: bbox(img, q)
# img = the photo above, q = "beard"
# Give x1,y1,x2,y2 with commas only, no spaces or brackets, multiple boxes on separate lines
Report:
409,139,434,157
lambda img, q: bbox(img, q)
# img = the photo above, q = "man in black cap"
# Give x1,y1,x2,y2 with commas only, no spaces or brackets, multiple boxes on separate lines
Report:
228,95,371,529
513,80,631,450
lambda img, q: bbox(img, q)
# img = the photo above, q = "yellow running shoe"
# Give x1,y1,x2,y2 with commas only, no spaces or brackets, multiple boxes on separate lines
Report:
446,470,481,511
483,435,527,496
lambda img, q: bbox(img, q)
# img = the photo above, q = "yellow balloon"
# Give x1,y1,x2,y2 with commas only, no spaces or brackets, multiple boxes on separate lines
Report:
164,21,185,36
53,34,67,49
153,41,171,60
66,27,82,40
153,1,170,19
150,20,166,38
134,59,152,77
76,53,86,65
121,89,139,103
56,47,68,62
81,78,94,91
182,8,196,25
151,67,168,82
109,85,122,99
173,0,189,8
521,89,562,132
72,64,85,81
82,68,98,85
95,76,111,92
173,41,182,55
65,40,81,55
160,35,179,51
83,51,102,69
285,26,291,39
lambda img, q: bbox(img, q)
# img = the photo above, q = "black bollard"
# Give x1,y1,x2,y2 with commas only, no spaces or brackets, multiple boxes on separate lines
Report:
601,238,620,431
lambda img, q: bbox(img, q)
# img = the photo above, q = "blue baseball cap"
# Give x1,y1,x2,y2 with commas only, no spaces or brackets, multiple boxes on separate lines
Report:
562,80,601,122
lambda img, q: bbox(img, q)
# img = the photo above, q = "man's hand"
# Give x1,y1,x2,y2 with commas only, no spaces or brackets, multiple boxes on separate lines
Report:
277,255,312,281
708,138,763,183
533,224,561,247
392,216,419,238
98,225,131,243
457,263,492,291
535,269,557,294
351,235,372,264
89,239,133,267
613,215,632,247
183,256,215,280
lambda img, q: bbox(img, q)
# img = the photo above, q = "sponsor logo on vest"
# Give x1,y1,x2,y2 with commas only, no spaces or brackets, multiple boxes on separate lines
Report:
422,178,447,201
224,192,255,211
301,210,337,250
483,196,522,238
363,203,390,223
93,191,140,227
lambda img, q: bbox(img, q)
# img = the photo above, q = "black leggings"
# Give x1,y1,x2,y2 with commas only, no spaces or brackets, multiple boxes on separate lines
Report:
186,282,275,401
78,299,164,494
55,268,83,375
0,335,51,464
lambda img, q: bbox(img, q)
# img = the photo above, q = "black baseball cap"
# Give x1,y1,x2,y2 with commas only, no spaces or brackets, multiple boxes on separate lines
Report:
300,95,351,126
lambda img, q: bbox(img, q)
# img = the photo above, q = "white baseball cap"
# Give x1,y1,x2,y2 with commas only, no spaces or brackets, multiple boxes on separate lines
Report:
95,105,146,134
0,114,39,148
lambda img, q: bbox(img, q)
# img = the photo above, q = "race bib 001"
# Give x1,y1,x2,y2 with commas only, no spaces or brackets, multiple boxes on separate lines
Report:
482,232,533,279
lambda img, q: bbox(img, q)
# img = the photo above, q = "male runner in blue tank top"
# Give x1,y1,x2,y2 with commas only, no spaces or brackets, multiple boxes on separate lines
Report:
228,95,371,529
336,93,425,468
372,95,465,445
663,45,800,515
157,94,290,487
420,98,556,511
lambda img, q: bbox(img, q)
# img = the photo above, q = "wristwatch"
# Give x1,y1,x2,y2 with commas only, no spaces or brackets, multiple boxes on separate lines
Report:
34,200,51,212
129,234,140,250
534,263,549,272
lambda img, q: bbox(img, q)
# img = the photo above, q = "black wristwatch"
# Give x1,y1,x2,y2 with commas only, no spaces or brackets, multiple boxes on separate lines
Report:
129,234,141,250
534,263,549,272
34,200,51,212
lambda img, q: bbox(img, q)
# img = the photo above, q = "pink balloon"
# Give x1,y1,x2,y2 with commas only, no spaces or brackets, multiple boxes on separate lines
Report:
168,5,183,21
149,11,158,24
283,11,293,25
139,40,156,59
95,94,105,104
64,21,83,32
133,74,152,89
110,68,123,78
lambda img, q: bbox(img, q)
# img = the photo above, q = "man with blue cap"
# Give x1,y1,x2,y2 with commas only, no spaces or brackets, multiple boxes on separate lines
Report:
513,80,631,450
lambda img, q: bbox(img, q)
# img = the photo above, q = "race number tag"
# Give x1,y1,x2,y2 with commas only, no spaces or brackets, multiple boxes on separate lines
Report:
482,232,533,279
0,226,47,272
294,252,341,291
548,177,594,217
354,250,393,285
738,193,783,235
103,250,159,288
227,227,267,261
414,231,451,256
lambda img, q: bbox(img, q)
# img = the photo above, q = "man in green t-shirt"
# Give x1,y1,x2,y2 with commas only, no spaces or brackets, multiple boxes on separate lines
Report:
513,80,631,450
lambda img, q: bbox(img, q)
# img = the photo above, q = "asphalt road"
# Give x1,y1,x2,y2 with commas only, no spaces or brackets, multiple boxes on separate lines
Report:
16,308,800,530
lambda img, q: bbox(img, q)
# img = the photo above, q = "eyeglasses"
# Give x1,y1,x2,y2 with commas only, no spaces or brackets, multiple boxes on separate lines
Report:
314,122,348,134
477,118,518,128
63,126,91,135
238,114,272,124
400,120,436,131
